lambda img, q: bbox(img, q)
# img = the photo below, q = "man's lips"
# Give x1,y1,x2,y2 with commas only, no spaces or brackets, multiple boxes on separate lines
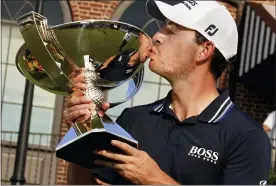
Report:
149,52,155,59
150,46,158,54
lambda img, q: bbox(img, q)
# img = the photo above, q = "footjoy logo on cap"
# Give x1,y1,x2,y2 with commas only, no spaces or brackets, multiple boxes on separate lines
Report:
205,24,219,36
188,146,219,164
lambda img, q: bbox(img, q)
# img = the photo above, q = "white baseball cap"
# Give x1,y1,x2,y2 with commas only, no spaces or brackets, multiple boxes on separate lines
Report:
146,0,238,62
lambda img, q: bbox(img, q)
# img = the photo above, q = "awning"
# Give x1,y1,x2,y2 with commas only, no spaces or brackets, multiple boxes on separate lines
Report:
238,2,275,77
235,1,276,102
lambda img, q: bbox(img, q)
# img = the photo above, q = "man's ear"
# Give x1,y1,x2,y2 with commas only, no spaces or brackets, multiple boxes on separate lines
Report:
196,41,216,63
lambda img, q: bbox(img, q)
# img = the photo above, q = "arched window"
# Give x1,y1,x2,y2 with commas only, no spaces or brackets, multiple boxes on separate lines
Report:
1,1,72,146
2,1,71,24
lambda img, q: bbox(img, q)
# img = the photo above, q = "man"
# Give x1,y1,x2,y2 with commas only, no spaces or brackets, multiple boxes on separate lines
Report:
63,0,271,184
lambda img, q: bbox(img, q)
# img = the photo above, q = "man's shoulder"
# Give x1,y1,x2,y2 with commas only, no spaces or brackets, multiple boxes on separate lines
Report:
115,98,165,131
220,106,271,160
227,106,261,127
222,105,267,139
121,98,165,115
115,98,165,122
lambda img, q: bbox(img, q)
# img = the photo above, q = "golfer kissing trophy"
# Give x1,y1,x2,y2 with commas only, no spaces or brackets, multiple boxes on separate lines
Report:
15,11,151,168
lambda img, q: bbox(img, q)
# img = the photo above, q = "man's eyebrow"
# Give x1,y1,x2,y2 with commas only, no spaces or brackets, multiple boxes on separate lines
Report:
166,23,183,32
164,19,184,31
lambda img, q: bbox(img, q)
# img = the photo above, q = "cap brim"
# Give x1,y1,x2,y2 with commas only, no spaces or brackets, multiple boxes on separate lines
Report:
146,0,193,29
146,0,171,21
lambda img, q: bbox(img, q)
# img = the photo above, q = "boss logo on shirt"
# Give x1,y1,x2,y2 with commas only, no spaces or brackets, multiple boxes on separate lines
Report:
188,146,219,164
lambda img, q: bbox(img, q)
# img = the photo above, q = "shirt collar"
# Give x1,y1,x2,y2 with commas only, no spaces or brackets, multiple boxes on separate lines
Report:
151,89,235,124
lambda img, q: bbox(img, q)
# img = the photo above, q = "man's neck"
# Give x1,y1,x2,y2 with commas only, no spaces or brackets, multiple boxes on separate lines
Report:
170,73,219,122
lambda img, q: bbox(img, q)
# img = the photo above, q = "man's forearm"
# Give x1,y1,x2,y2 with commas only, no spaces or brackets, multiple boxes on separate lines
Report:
67,163,97,185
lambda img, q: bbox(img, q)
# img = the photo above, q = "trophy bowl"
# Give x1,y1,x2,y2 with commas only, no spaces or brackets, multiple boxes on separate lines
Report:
15,11,151,168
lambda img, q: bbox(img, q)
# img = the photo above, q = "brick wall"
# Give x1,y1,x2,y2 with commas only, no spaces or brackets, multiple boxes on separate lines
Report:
56,98,71,184
234,84,275,123
56,0,275,184
70,1,119,21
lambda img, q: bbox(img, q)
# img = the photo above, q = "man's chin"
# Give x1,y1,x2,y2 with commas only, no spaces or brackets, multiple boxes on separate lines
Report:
148,60,156,72
148,63,162,76
148,59,157,70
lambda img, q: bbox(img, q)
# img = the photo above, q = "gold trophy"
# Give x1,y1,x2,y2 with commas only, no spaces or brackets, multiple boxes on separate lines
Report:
15,11,151,168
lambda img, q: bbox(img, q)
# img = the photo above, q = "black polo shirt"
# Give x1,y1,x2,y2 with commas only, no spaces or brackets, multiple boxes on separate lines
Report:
92,89,271,185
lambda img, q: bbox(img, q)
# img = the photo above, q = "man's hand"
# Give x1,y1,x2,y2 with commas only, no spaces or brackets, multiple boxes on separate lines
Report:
95,178,110,185
94,140,179,185
63,68,110,128
138,34,152,62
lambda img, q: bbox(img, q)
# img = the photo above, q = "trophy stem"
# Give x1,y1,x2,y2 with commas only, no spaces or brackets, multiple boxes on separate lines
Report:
72,55,105,135
73,112,103,135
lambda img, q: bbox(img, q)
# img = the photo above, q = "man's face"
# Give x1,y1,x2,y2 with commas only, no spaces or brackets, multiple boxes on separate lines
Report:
149,19,199,81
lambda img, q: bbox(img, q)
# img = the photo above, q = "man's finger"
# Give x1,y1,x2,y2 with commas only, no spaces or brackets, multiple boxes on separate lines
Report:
72,72,86,83
68,68,82,79
94,160,124,171
95,178,110,185
74,82,87,91
102,102,110,111
98,110,105,117
75,114,91,123
64,109,91,123
70,89,84,97
66,103,95,113
95,150,129,163
111,140,137,156
69,96,92,106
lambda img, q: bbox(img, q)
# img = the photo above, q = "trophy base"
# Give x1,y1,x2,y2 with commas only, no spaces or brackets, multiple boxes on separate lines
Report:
55,116,138,169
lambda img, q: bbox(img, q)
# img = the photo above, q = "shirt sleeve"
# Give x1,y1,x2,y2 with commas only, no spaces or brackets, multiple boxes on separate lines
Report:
90,108,132,184
222,128,271,185
264,111,276,130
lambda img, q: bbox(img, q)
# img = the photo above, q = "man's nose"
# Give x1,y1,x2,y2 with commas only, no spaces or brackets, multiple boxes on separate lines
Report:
152,32,163,45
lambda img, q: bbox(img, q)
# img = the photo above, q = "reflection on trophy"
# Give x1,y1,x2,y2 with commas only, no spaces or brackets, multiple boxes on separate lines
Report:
15,11,151,168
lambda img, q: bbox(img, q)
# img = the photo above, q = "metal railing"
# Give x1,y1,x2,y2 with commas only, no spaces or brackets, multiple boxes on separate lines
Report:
1,131,276,184
270,138,276,172
1,131,62,185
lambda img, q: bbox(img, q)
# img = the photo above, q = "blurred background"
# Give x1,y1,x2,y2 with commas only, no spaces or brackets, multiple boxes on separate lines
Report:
1,0,275,185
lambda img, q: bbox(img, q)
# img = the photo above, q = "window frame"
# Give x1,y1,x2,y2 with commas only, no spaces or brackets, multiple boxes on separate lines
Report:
1,0,72,149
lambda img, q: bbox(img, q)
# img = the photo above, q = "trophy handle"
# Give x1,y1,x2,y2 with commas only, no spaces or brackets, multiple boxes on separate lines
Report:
17,11,78,91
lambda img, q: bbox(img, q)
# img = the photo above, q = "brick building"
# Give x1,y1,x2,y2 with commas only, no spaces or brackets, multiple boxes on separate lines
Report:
1,0,275,185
